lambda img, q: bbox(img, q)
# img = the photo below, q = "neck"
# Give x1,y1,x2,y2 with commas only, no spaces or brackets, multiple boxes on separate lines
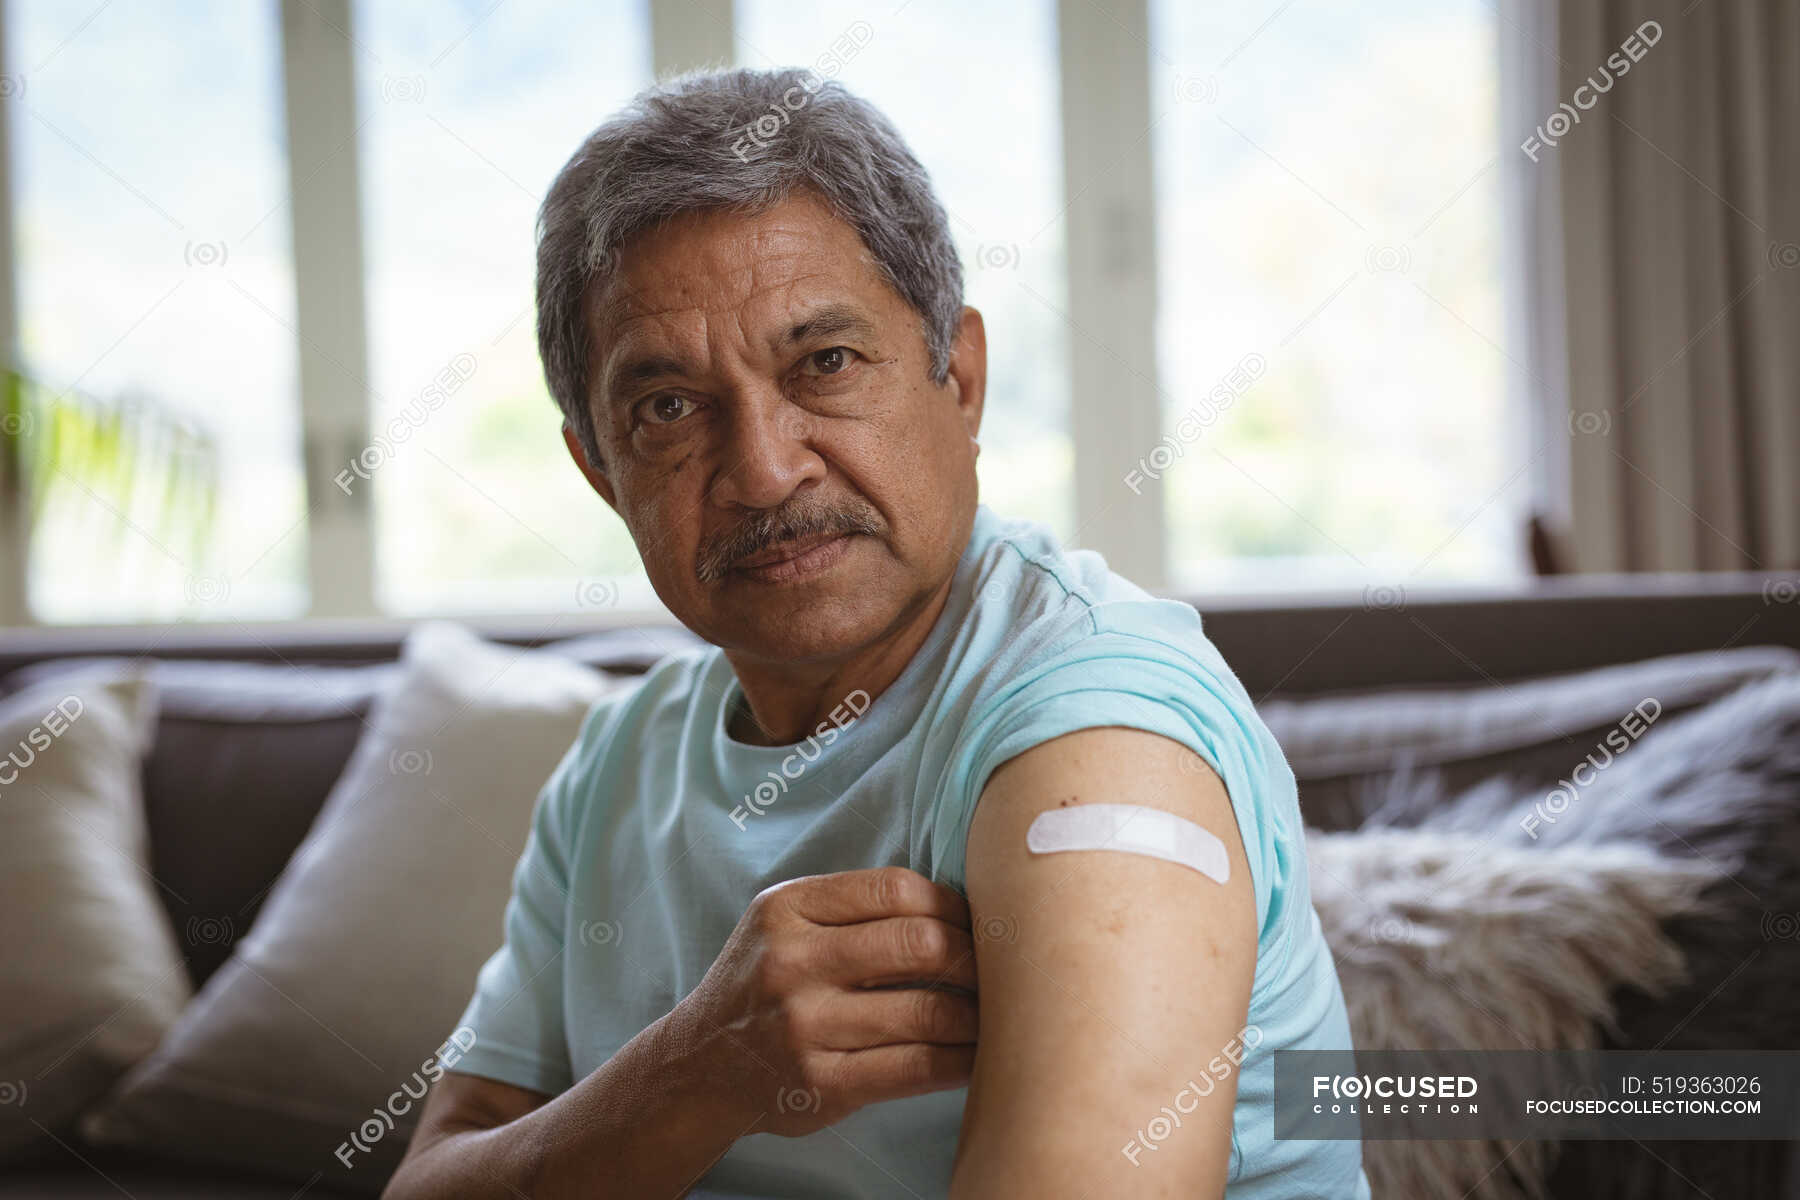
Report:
724,574,956,746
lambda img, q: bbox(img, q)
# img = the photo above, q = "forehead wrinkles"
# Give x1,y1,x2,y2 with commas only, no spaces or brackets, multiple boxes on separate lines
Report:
609,216,847,311
599,257,868,376
584,198,891,401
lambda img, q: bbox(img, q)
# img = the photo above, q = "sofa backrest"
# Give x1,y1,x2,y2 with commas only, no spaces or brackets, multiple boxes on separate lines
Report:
1,579,1793,988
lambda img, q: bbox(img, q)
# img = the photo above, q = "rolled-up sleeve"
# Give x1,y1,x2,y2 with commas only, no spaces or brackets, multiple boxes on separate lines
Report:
931,623,1297,954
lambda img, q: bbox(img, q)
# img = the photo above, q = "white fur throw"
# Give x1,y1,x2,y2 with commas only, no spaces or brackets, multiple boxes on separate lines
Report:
1307,828,1719,1200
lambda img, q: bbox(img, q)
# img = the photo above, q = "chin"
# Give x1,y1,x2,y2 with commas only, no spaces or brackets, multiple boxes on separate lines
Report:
693,577,892,663
727,597,884,662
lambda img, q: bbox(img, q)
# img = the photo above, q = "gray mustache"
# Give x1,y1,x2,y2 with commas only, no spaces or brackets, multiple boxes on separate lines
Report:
695,500,885,583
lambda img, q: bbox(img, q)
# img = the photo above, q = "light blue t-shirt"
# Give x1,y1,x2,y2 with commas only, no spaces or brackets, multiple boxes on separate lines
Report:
452,504,1369,1198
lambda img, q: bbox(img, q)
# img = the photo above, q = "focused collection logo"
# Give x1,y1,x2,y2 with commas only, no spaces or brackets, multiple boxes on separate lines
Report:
1311,1073,1481,1116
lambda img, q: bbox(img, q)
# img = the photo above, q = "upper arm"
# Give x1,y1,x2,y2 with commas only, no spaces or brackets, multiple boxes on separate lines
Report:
951,726,1258,1199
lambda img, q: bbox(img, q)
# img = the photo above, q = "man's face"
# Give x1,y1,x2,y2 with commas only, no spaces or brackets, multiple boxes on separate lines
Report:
569,189,985,666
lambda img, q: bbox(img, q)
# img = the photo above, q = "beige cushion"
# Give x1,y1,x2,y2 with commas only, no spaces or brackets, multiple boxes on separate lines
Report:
82,624,625,1188
0,669,188,1159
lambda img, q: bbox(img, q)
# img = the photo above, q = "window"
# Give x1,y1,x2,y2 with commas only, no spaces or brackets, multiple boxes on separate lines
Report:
11,0,303,621
0,0,1524,626
354,0,653,614
1148,0,1522,591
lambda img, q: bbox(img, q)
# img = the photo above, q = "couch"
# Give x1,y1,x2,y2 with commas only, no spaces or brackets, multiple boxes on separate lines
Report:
2,574,1796,1198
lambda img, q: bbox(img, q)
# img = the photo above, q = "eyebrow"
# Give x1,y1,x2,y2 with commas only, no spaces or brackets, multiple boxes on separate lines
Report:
611,354,687,391
781,303,879,348
600,303,881,409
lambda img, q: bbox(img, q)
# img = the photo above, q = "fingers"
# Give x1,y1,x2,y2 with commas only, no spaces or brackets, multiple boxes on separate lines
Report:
776,867,971,930
835,1042,977,1106
814,985,980,1050
816,916,979,991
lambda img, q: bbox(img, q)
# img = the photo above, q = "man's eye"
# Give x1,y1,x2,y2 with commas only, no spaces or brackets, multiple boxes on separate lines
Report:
802,346,855,376
642,393,693,425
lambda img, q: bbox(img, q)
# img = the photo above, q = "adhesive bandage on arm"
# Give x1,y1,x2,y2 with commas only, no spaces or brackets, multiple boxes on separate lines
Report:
1025,803,1231,885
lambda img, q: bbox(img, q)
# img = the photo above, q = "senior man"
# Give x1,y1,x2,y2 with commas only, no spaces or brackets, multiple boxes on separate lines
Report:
385,68,1369,1200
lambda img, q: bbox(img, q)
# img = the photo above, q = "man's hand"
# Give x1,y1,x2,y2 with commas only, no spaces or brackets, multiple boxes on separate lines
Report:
675,866,980,1135
388,866,975,1199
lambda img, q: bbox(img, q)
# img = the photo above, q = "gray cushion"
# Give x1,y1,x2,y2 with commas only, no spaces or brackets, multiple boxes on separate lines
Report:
1261,645,1800,831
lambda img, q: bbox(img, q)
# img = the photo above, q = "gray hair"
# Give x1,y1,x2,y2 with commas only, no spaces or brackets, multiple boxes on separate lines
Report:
535,67,965,467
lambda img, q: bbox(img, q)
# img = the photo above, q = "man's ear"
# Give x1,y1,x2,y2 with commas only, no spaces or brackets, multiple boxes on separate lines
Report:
947,306,987,444
562,423,618,511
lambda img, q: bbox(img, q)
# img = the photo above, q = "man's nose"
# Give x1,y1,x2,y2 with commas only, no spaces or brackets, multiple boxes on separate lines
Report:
708,386,826,510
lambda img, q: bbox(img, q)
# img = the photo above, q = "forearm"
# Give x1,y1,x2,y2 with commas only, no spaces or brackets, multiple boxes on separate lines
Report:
384,1011,748,1200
